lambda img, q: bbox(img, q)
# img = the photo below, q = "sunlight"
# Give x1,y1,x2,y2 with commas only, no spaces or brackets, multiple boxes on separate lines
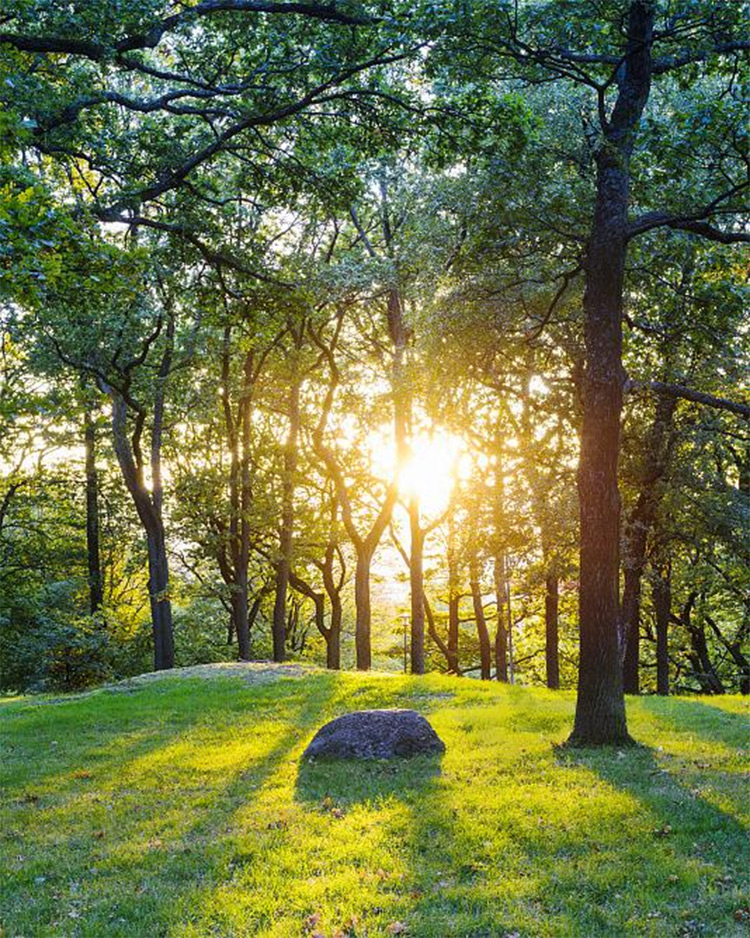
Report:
398,432,464,516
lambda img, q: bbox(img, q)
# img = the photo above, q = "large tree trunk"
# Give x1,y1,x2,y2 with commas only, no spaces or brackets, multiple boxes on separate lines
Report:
570,1,653,746
622,393,676,693
545,566,560,689
84,407,103,615
470,554,491,680
572,148,631,740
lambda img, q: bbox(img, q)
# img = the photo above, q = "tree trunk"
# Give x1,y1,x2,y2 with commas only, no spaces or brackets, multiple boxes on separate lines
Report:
545,567,560,689
409,496,425,674
689,621,725,695
354,548,373,670
447,505,461,674
84,407,103,616
327,600,341,669
493,553,509,682
652,564,671,696
272,379,301,662
570,1,653,746
492,456,509,682
622,393,676,693
470,555,491,680
146,521,174,670
221,334,253,661
234,350,254,661
705,613,749,695
109,392,174,672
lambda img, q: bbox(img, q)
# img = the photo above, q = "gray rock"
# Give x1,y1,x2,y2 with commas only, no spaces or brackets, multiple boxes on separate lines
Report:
303,708,445,760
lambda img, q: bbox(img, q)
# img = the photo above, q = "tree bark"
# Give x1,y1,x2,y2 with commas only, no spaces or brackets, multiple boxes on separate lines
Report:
354,548,373,670
652,563,671,696
470,554,491,680
110,393,174,671
272,376,301,662
221,332,256,661
84,406,104,616
493,552,509,682
622,393,676,693
570,0,653,745
447,503,461,674
409,496,425,674
492,455,509,682
545,566,560,690
316,495,345,670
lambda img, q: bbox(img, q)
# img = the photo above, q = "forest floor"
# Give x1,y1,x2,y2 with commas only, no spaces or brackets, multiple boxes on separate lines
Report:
1,668,748,938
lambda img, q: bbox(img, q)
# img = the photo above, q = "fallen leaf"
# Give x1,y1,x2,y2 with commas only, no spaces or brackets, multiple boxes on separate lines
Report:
305,912,322,931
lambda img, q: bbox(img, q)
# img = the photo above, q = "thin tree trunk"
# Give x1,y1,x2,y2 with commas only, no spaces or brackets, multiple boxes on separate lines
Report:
84,407,104,615
108,394,174,670
705,613,749,695
145,522,174,669
470,554,491,680
327,599,342,669
318,496,344,670
235,349,255,661
272,378,301,662
622,393,676,693
354,548,373,670
492,453,509,682
447,504,460,674
545,566,560,689
409,496,425,674
493,553,509,682
652,565,671,695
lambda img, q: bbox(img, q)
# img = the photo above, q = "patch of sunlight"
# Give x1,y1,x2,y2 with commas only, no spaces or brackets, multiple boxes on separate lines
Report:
101,726,285,788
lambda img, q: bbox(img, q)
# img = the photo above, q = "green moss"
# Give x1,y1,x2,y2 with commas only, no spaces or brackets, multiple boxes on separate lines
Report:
1,673,747,937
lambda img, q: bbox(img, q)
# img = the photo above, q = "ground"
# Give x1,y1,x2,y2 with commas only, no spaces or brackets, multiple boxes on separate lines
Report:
0,666,748,938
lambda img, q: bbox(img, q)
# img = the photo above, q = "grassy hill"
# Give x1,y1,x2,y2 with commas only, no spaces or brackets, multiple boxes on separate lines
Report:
1,667,748,937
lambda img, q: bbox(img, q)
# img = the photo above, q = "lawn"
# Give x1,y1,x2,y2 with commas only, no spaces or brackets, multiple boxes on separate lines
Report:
1,668,748,937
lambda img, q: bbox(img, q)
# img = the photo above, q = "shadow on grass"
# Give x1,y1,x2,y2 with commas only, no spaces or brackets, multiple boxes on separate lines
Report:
554,739,749,934
636,695,750,749
1,674,340,938
295,752,444,807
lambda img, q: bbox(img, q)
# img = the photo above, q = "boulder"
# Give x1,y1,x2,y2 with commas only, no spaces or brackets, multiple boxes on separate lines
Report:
303,708,445,760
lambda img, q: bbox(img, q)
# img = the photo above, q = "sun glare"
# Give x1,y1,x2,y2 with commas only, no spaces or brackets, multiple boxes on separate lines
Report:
398,433,464,516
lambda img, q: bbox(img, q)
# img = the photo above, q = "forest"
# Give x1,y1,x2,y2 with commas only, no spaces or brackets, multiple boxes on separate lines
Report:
1,0,749,751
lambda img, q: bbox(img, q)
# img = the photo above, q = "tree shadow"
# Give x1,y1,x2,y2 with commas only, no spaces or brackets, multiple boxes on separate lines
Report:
1,674,339,937
295,752,444,807
552,739,748,934
635,695,750,749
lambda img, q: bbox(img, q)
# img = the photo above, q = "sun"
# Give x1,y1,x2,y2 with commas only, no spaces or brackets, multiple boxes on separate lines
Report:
398,432,464,517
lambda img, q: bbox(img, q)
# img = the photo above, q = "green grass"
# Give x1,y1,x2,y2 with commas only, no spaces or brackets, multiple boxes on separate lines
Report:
1,671,748,937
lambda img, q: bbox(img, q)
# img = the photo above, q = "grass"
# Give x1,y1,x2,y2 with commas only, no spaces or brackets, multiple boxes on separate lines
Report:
0,670,748,938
